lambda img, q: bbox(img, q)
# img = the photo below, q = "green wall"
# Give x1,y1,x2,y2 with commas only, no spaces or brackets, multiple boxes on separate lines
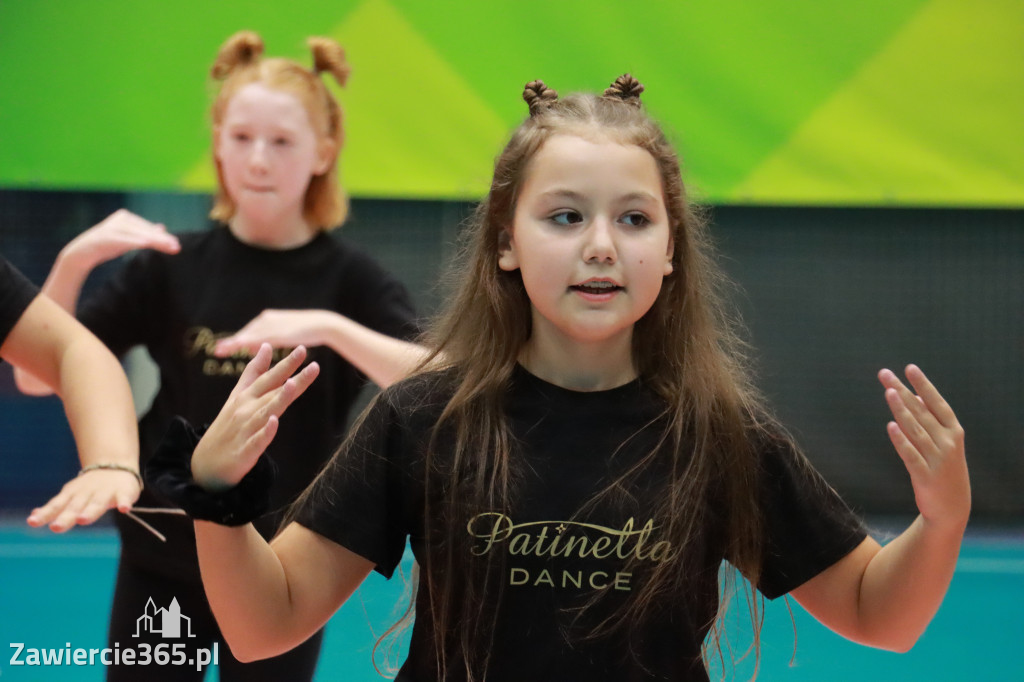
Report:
1,0,1021,206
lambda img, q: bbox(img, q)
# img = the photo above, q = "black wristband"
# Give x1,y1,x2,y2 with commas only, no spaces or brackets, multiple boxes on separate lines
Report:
145,416,275,527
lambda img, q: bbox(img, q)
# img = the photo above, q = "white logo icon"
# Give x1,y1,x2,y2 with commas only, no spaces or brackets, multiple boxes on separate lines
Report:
133,597,196,639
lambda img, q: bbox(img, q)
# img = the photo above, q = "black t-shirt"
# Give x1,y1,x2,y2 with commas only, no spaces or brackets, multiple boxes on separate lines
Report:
0,255,40,358
78,227,419,576
296,365,867,681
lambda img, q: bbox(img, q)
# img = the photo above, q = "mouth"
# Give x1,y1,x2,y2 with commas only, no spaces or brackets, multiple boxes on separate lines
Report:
569,279,624,296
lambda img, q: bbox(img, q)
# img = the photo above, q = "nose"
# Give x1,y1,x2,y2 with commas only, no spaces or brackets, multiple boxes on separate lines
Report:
248,139,270,173
582,216,617,264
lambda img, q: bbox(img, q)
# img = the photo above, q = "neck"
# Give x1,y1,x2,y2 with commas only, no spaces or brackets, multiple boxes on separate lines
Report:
518,323,636,392
229,211,317,250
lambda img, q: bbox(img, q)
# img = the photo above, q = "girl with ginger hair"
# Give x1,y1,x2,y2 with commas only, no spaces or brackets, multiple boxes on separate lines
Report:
153,76,969,680
15,32,425,681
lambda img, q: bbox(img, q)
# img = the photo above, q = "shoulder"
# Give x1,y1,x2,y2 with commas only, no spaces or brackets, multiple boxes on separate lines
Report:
747,418,825,491
324,233,402,282
378,367,459,418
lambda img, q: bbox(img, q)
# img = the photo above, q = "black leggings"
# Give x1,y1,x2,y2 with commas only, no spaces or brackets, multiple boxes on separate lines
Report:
106,557,323,682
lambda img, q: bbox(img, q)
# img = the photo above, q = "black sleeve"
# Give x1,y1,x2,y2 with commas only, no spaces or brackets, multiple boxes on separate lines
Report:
755,432,869,599
77,250,169,357
292,391,411,579
342,247,421,341
0,255,40,357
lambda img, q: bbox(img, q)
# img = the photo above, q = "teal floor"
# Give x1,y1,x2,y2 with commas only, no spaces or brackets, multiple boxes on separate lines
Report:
0,522,1021,681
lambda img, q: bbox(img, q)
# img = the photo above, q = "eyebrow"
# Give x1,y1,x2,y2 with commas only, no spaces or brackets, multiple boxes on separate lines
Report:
539,189,660,204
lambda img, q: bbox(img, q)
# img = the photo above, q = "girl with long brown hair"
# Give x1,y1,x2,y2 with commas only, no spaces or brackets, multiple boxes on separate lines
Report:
170,75,970,680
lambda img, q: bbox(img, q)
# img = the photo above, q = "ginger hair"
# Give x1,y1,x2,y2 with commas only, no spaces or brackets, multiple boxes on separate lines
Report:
208,31,351,230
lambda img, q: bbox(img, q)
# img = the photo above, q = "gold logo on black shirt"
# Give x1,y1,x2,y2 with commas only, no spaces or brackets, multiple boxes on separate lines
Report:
467,513,676,592
184,327,294,377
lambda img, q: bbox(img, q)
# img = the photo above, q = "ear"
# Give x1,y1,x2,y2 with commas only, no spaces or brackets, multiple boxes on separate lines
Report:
497,227,519,271
663,234,674,277
314,137,337,176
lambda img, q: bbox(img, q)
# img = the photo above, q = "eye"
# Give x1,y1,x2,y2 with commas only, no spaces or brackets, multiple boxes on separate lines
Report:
621,212,651,228
232,132,251,143
273,136,291,147
549,210,583,226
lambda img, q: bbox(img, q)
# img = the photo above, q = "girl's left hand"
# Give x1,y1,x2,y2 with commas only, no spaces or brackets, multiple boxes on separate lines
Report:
191,344,319,489
213,309,332,358
878,365,970,531
27,469,142,532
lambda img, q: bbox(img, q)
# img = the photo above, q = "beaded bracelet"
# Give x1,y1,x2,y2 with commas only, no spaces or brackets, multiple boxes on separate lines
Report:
78,462,144,490
145,416,275,527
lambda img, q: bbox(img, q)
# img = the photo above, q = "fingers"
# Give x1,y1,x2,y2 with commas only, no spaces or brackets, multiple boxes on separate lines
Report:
242,360,320,437
230,343,311,395
27,496,64,529
99,210,179,246
214,333,270,358
901,364,959,429
878,365,961,434
248,345,310,397
267,361,320,417
192,349,319,488
26,473,141,532
878,364,964,471
26,487,83,531
233,360,319,468
29,492,93,532
232,343,275,394
146,223,182,254
882,386,934,458
239,415,281,471
879,367,941,446
70,496,112,527
884,419,927,473
213,337,246,358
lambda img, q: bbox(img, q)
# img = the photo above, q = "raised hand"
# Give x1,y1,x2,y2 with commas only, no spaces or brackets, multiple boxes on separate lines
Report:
63,208,180,270
27,469,142,532
878,365,970,531
191,344,320,489
212,309,334,358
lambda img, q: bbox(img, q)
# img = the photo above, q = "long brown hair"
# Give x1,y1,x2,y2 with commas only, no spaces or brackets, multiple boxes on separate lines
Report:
408,75,776,678
207,31,350,230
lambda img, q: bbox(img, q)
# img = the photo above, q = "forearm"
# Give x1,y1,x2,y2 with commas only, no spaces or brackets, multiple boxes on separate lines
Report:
13,250,96,395
855,514,965,651
317,312,429,387
195,519,370,662
42,247,97,314
57,333,138,469
195,521,302,661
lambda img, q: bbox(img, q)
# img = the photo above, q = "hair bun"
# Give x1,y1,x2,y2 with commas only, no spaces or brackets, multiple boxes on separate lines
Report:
211,31,264,80
308,37,351,87
523,80,558,117
603,73,644,107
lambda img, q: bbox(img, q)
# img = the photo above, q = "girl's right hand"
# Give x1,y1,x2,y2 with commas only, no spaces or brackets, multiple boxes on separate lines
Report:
63,209,180,270
191,344,320,489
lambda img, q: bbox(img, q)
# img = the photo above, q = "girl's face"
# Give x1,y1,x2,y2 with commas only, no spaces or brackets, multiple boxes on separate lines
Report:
215,82,333,228
500,134,674,354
